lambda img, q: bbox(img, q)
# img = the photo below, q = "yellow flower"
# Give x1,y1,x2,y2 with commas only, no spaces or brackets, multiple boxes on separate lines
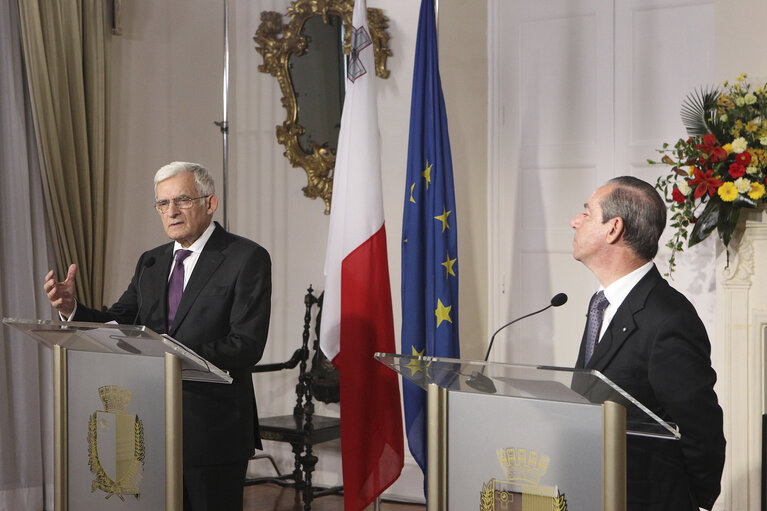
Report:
737,73,748,82
718,95,735,110
718,182,738,202
688,165,696,176
749,182,766,200
747,122,759,133
723,143,733,154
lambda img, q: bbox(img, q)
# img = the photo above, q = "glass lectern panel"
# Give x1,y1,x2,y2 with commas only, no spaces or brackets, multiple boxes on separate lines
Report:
4,318,231,383
375,353,679,440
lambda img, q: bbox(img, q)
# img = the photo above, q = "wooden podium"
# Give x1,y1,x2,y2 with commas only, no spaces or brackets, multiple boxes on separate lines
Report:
3,318,231,511
376,354,679,511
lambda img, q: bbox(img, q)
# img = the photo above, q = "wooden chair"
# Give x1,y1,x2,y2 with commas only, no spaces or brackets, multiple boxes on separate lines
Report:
245,285,342,510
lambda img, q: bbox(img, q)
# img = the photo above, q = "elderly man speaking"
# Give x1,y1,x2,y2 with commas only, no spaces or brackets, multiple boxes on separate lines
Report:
44,161,271,511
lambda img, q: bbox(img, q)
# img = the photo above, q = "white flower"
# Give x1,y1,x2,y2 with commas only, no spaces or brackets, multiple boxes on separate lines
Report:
746,93,757,105
735,177,752,193
736,97,746,107
760,137,767,146
677,179,692,196
720,114,728,122
732,137,748,153
747,166,759,175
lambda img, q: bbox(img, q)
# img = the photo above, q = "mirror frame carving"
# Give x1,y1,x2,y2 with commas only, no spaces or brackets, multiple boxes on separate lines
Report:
255,0,391,214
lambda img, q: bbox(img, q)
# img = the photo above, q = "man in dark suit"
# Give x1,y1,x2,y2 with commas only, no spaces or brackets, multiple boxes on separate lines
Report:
44,161,271,511
570,176,725,510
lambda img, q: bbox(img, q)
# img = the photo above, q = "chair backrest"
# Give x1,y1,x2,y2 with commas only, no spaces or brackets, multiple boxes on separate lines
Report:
310,292,339,404
251,286,340,417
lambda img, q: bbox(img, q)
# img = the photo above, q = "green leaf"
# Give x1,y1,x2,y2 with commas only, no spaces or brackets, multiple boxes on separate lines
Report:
689,198,720,246
717,203,742,247
681,87,720,137
734,194,758,208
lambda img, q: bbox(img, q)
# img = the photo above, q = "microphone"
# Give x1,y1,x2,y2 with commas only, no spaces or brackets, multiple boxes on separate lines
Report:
466,293,568,393
131,256,156,326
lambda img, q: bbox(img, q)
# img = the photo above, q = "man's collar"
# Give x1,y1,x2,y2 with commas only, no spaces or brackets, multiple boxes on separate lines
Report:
601,260,653,307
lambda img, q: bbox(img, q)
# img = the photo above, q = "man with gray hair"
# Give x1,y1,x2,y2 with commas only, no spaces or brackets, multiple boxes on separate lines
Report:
571,176,725,510
44,161,271,511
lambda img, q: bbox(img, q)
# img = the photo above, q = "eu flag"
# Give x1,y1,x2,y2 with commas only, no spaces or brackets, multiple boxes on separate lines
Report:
401,0,460,492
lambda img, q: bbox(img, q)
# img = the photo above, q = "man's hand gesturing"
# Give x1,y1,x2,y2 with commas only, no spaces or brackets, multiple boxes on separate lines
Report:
44,263,77,319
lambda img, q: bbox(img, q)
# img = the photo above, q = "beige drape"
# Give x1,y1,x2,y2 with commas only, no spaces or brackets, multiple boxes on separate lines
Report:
17,0,110,308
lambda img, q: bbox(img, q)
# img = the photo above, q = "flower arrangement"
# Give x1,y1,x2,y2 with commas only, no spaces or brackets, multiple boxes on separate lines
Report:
651,74,767,273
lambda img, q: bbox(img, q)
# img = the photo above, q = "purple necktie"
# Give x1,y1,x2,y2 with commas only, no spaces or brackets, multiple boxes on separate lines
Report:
167,249,192,329
584,291,609,365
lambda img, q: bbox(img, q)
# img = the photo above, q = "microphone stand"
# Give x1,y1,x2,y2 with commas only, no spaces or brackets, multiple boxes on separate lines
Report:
466,294,567,394
214,0,230,231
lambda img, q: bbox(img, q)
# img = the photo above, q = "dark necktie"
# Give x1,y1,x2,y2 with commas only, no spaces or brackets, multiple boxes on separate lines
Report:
584,290,609,365
167,249,192,329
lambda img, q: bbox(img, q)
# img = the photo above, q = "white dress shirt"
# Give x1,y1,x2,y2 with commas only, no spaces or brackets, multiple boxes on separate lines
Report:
597,261,653,342
169,222,216,290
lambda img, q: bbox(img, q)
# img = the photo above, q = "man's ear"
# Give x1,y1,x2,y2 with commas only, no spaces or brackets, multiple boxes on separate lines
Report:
207,194,219,215
605,216,624,244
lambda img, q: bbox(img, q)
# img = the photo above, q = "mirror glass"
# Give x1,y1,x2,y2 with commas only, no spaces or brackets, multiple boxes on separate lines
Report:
289,15,346,155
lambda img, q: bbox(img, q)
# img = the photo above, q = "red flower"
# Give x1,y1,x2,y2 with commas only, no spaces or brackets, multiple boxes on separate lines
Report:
729,163,746,179
736,151,752,166
710,146,728,162
702,133,717,147
672,187,686,203
689,168,723,198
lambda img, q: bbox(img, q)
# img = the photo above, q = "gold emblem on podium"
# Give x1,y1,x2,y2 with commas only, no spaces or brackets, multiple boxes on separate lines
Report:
87,385,145,500
479,447,567,510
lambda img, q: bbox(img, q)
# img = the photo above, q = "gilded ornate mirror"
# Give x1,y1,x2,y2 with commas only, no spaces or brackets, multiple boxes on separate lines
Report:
255,0,391,214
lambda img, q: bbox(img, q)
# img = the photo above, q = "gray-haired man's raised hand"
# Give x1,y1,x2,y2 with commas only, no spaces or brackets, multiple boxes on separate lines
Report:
44,263,77,319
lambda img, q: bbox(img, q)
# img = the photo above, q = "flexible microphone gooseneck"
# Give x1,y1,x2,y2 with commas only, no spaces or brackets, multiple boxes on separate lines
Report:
131,256,156,326
465,293,568,393
482,293,568,362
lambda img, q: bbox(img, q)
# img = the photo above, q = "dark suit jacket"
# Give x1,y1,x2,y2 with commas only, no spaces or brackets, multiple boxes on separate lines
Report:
73,222,271,466
575,265,725,511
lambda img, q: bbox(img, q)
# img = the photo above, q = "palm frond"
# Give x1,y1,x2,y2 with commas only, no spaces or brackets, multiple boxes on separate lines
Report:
680,86,720,137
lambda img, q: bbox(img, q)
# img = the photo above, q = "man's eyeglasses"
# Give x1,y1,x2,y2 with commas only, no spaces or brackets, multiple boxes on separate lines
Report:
155,195,210,213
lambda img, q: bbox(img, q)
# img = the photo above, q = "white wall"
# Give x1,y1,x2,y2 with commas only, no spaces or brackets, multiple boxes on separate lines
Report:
94,0,767,506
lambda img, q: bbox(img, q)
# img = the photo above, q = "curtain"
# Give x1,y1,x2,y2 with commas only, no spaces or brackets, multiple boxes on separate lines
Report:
17,0,110,310
0,0,55,509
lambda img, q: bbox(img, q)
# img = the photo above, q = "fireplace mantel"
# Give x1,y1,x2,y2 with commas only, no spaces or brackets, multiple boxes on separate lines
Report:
716,217,767,511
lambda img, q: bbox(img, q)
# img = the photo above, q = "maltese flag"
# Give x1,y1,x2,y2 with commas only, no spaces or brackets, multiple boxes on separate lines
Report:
319,0,404,509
